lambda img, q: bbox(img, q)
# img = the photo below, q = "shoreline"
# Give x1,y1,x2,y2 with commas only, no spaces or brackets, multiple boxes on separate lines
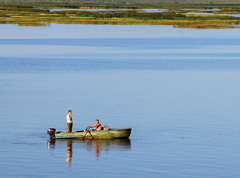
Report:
0,3,240,28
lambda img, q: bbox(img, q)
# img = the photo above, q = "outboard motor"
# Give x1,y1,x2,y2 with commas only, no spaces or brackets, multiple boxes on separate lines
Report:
47,128,56,140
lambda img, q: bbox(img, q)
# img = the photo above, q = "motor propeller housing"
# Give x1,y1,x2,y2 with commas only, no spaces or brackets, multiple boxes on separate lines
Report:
47,128,56,139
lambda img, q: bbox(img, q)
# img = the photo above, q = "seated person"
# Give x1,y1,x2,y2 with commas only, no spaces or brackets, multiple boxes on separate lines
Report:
88,119,102,131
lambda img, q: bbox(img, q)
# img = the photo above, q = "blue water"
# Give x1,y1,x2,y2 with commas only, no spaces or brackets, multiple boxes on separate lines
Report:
50,8,240,18
50,8,168,12
1,24,240,177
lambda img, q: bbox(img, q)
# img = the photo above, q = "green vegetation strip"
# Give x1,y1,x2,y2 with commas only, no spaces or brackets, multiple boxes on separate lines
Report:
0,3,240,28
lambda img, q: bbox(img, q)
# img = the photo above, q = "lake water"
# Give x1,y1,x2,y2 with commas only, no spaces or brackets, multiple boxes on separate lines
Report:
49,8,240,18
49,8,168,12
1,24,240,177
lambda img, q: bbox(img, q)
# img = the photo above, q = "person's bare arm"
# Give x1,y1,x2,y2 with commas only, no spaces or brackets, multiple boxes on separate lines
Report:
88,123,100,128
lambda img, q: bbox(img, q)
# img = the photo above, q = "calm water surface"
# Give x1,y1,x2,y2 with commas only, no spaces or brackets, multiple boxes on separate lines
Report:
49,8,168,12
1,24,240,177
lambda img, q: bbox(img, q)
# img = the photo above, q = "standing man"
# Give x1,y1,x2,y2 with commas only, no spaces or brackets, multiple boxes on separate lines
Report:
66,110,73,132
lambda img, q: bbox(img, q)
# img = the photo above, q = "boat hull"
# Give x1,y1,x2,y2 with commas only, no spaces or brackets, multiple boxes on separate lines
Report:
54,128,131,139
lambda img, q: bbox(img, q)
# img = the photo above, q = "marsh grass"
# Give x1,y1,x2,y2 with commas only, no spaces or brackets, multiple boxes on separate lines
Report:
214,10,240,14
0,2,240,28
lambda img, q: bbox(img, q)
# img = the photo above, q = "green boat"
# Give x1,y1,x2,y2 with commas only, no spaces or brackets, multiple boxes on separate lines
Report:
47,128,132,139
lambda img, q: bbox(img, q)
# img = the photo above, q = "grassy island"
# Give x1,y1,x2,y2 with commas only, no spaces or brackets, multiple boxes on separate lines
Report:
0,1,240,28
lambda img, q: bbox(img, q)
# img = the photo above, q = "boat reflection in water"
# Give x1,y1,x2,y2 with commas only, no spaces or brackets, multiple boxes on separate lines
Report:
48,138,131,165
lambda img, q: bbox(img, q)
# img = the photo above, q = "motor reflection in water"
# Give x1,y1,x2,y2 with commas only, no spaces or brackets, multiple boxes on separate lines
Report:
48,138,131,165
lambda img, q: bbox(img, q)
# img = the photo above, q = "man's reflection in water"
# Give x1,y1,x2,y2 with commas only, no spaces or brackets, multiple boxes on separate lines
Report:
85,141,101,160
85,139,130,160
66,140,72,167
95,142,100,160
